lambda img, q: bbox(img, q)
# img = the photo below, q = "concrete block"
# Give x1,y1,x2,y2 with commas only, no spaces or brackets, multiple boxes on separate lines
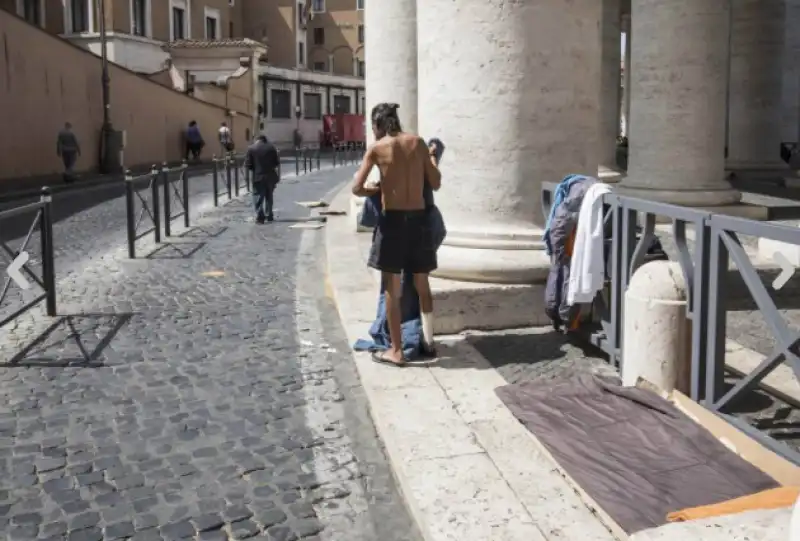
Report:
622,261,691,394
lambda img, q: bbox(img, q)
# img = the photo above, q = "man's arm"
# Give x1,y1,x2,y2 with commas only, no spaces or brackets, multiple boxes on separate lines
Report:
352,146,380,196
422,139,441,191
267,146,280,176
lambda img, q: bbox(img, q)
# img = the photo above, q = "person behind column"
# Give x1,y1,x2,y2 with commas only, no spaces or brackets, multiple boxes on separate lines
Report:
244,135,280,224
56,122,81,183
352,103,442,367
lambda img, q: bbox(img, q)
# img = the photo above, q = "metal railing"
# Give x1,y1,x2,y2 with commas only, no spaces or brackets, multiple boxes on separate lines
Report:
161,162,190,237
541,181,800,464
0,188,56,328
125,167,161,259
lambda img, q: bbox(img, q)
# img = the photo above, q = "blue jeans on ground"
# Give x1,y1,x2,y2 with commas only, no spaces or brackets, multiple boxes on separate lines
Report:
252,181,274,221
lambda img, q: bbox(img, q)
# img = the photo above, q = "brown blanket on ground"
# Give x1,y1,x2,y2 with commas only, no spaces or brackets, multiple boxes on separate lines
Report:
495,373,779,534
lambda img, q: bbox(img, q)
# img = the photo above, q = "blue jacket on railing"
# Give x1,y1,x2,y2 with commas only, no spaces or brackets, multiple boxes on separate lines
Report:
543,174,588,256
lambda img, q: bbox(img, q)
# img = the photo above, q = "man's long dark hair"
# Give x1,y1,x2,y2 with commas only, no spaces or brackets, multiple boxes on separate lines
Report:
371,103,402,137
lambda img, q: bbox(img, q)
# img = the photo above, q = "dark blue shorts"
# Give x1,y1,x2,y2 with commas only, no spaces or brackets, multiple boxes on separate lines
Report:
368,210,437,275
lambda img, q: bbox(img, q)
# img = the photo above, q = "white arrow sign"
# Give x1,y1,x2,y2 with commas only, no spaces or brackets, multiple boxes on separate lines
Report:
6,251,30,290
772,251,795,291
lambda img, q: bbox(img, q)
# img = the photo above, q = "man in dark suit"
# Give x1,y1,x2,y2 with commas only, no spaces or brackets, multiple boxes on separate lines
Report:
244,135,281,224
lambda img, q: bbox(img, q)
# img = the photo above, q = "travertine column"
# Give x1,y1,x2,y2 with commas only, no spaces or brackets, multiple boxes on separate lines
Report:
417,0,600,284
364,0,417,141
781,0,800,142
599,0,622,168
618,0,740,206
726,0,786,169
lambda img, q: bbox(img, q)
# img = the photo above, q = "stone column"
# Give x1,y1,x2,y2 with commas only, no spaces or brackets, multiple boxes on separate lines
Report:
364,0,417,140
618,0,740,207
417,0,600,284
781,0,800,143
621,14,632,138
599,0,622,169
726,0,786,169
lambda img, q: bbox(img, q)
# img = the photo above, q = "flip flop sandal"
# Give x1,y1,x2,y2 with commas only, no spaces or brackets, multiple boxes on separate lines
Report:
371,351,406,367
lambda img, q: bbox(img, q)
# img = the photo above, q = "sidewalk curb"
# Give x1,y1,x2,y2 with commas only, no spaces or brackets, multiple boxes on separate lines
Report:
322,184,620,541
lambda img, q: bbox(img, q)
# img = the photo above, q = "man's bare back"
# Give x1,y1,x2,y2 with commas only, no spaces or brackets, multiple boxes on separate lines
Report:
369,133,441,211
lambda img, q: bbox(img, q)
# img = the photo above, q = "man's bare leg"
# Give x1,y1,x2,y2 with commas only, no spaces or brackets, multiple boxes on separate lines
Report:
382,272,405,365
413,273,435,353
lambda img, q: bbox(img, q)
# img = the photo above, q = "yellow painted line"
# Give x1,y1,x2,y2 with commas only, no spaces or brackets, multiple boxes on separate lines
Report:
201,270,226,277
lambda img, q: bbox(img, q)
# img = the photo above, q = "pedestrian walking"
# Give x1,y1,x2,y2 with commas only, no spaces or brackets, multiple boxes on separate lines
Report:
56,122,81,183
185,120,205,161
218,122,234,154
244,135,281,224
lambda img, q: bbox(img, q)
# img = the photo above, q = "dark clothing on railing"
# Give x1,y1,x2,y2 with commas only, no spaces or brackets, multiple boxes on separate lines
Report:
244,140,280,185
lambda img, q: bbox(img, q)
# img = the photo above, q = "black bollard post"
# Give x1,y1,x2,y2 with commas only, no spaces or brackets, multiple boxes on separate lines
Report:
316,148,321,170
162,163,172,237
151,166,161,244
295,148,300,176
226,154,232,200
40,187,57,316
212,155,219,207
182,161,190,228
125,171,136,258
234,156,240,197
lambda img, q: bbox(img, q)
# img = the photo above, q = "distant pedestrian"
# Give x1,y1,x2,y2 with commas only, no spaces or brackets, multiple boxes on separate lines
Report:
219,122,234,154
185,120,205,161
244,135,281,224
56,122,81,183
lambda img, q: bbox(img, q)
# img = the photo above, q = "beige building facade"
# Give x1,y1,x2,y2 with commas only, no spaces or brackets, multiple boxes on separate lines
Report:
2,0,366,149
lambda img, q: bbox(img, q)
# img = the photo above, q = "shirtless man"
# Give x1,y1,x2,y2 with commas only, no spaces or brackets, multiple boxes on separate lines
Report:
352,103,442,366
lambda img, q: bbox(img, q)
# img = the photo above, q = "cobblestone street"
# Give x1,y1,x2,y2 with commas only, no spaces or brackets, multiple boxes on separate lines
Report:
0,168,419,541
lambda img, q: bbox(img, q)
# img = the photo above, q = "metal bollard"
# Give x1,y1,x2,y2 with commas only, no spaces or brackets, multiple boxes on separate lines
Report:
316,149,321,170
225,154,232,200
125,170,136,258
277,150,282,179
40,187,56,316
295,148,300,176
181,161,190,228
234,157,240,197
332,146,337,167
162,163,172,237
212,155,220,207
244,166,251,193
303,148,308,174
151,165,161,244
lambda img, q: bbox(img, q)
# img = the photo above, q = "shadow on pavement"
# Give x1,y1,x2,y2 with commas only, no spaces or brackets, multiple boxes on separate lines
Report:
177,226,228,239
144,242,206,260
3,313,131,367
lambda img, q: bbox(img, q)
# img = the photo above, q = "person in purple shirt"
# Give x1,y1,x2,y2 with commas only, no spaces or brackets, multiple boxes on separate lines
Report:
185,121,205,161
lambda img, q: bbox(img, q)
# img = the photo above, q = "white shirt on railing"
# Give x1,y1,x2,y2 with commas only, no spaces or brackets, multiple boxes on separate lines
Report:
567,182,612,306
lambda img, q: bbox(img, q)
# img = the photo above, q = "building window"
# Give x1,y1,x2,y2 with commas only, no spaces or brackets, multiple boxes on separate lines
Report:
68,0,89,32
357,24,364,44
170,1,187,41
312,0,325,13
298,42,305,66
356,0,364,10
131,0,148,37
271,89,292,119
304,93,322,120
229,21,234,37
204,7,220,40
313,61,326,72
298,3,304,25
333,95,351,114
357,60,365,77
313,27,324,45
17,0,44,27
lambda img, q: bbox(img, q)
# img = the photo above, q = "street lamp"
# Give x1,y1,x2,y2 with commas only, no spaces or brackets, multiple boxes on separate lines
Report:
95,0,117,173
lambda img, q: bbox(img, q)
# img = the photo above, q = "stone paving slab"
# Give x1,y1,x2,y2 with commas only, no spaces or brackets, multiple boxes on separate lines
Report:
0,166,419,541
324,186,618,541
